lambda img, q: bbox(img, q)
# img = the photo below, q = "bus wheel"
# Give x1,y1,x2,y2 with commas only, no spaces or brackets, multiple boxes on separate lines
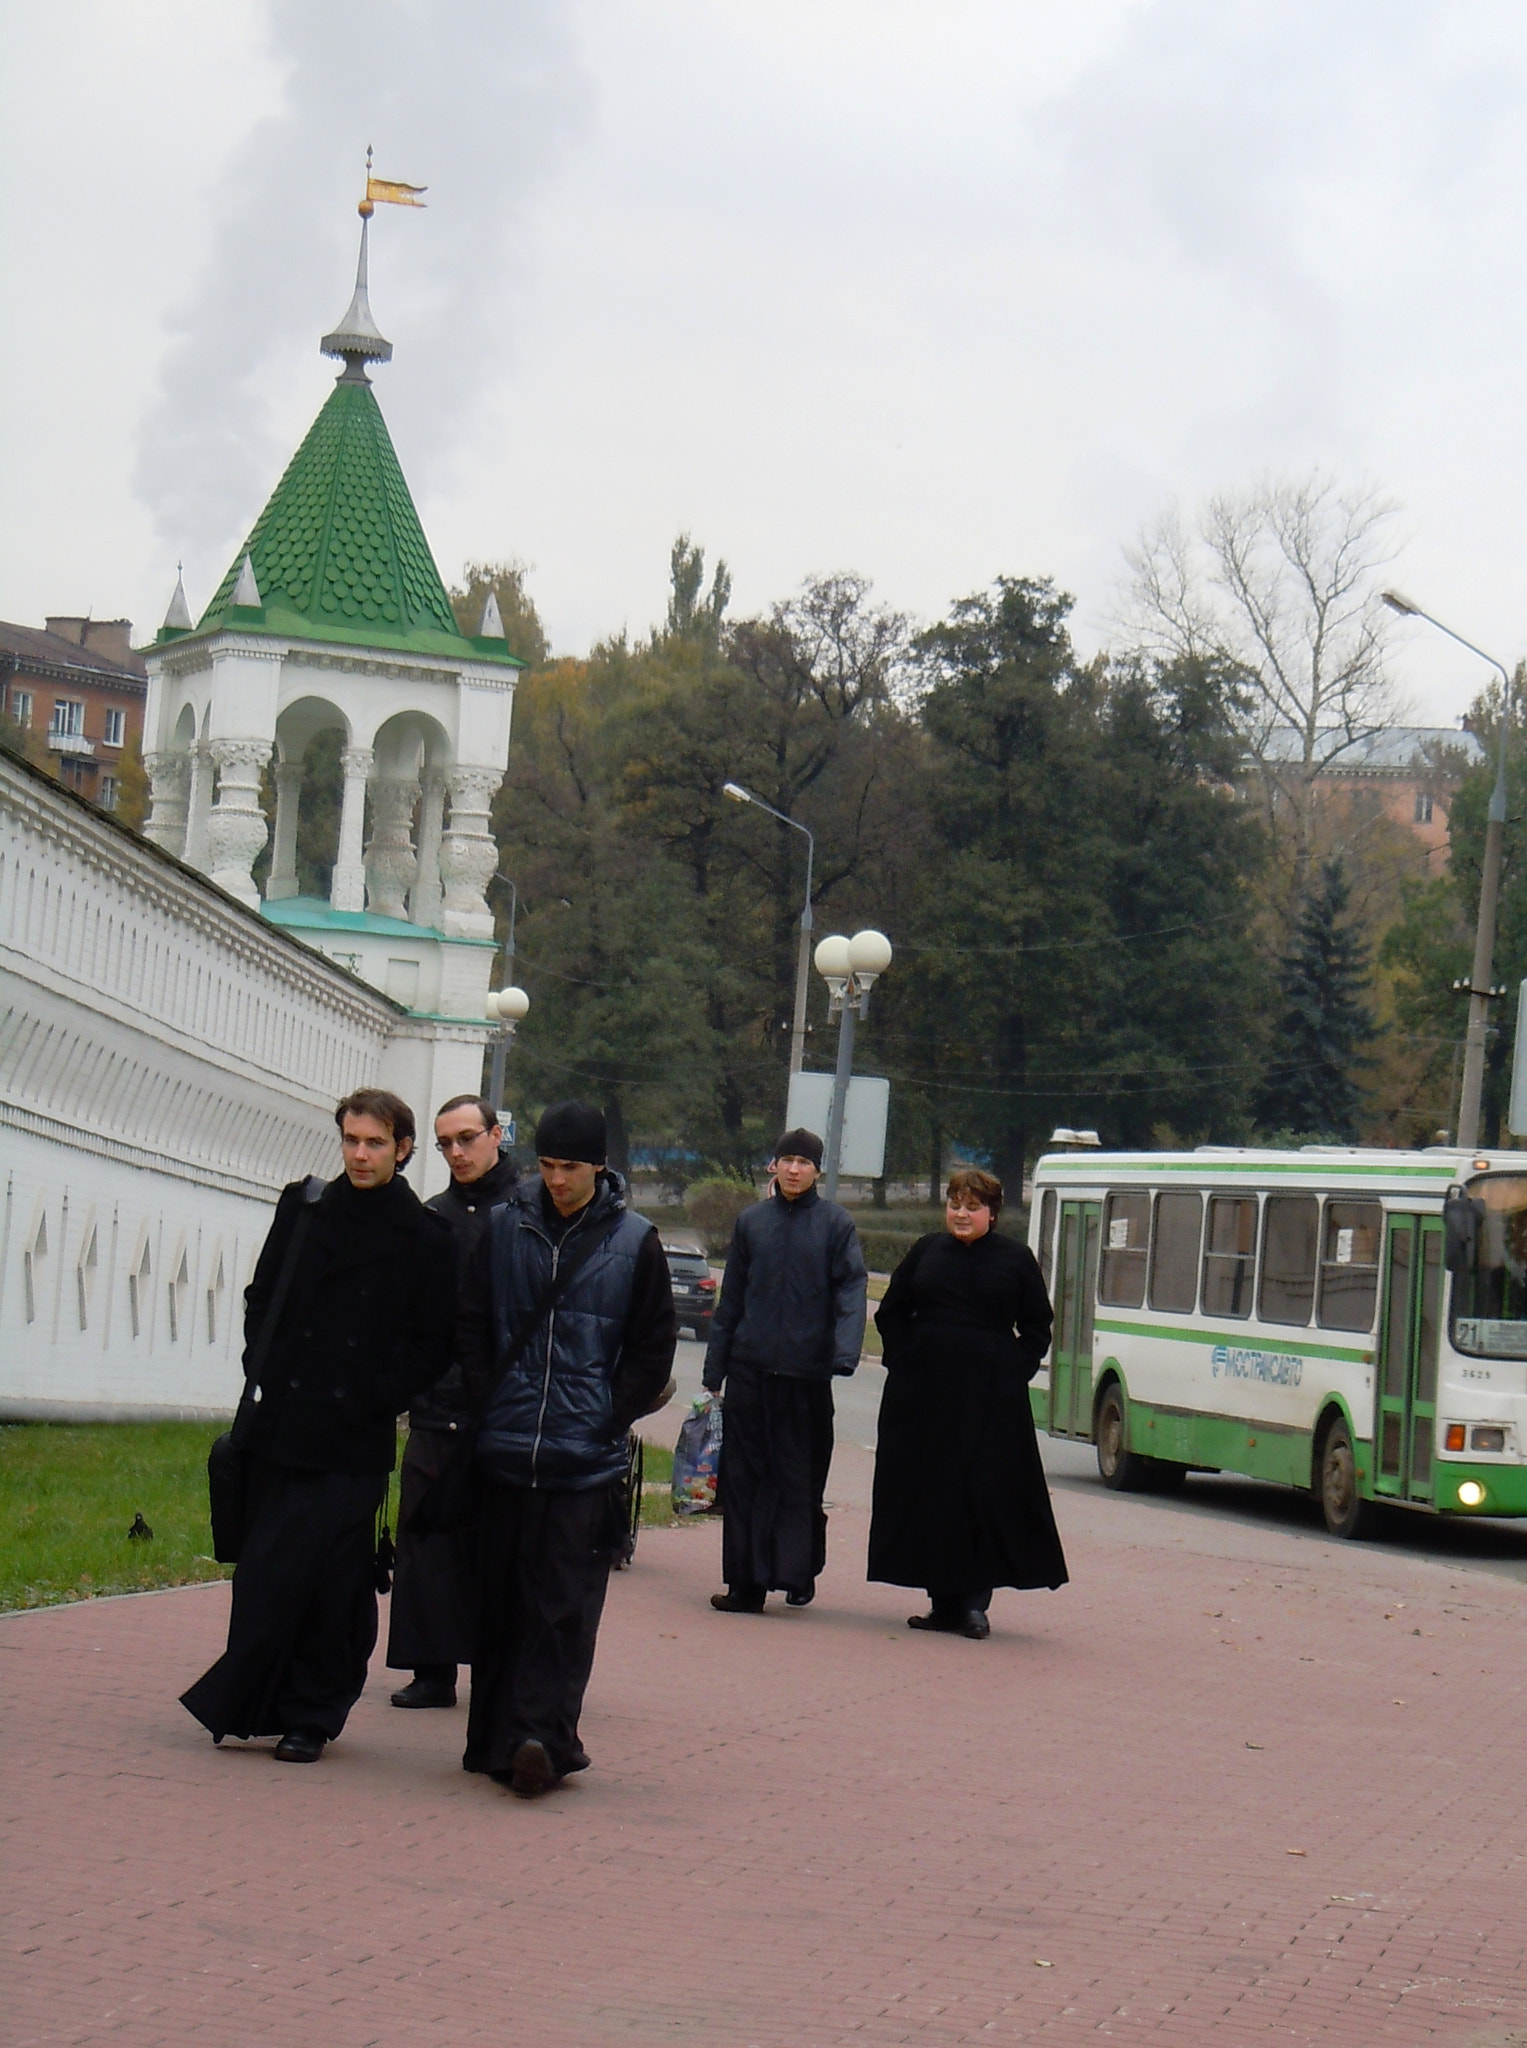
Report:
1096,1384,1149,1492
1319,1416,1373,1540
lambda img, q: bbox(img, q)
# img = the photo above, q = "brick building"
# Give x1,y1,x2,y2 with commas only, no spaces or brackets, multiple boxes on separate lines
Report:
0,616,147,811
1258,724,1484,866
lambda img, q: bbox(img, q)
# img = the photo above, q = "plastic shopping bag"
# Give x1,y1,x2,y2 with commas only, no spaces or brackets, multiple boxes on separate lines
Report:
671,1392,723,1516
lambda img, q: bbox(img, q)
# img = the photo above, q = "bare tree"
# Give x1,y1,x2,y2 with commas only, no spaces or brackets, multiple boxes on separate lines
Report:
1126,473,1404,893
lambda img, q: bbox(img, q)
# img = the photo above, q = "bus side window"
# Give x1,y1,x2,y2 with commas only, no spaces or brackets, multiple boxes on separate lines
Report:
1098,1191,1149,1306
1259,1195,1318,1326
1150,1192,1202,1312
1318,1200,1382,1331
1037,1190,1057,1287
1202,1195,1257,1318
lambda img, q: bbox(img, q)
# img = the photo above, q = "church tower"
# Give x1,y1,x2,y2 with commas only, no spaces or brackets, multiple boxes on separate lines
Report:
140,208,521,1030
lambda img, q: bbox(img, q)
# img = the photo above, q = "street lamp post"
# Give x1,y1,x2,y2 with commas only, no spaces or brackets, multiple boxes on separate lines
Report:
722,781,815,1074
814,929,893,1201
485,984,530,1123
1382,590,1512,1149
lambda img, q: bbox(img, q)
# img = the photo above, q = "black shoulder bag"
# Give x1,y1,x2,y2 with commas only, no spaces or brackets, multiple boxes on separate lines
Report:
405,1206,627,1538
206,1175,327,1564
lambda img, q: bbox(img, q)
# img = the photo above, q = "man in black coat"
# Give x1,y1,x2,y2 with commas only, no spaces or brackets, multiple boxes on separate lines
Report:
387,1094,519,1710
456,1101,676,1797
181,1089,456,1763
702,1129,867,1613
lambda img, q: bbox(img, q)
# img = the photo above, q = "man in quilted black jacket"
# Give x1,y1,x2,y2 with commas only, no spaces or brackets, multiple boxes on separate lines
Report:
456,1101,675,1797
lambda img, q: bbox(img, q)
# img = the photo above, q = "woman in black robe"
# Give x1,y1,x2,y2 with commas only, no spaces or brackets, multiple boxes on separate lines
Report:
868,1167,1067,1638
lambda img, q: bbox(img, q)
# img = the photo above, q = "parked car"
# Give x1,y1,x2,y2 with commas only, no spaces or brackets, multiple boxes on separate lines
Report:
662,1234,718,1339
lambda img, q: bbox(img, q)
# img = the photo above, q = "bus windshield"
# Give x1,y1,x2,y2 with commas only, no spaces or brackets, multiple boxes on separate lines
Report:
1451,1173,1527,1359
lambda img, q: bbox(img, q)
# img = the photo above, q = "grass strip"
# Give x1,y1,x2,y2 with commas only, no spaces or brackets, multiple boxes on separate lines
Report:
0,1425,693,1611
0,1422,231,1614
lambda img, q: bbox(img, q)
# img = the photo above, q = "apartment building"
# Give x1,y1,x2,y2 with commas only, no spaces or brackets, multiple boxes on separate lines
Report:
0,616,147,811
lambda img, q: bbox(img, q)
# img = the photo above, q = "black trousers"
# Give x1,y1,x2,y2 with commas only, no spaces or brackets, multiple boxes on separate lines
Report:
465,1482,619,1778
719,1365,834,1596
386,1427,476,1673
180,1459,385,1742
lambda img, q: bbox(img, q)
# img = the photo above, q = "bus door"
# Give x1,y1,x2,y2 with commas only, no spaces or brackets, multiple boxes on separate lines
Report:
1374,1215,1442,1503
1050,1200,1101,1436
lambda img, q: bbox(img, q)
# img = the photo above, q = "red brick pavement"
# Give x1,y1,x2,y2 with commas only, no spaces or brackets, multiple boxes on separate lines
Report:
6,1449,1527,2048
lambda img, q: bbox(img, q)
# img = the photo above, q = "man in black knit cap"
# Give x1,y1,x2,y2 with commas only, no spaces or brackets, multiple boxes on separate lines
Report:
387,1094,519,1711
702,1129,867,1613
456,1101,676,1796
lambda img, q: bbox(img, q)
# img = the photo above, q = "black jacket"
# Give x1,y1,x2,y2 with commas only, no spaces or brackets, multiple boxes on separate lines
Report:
702,1185,867,1389
235,1171,456,1475
411,1151,520,1429
458,1171,677,1490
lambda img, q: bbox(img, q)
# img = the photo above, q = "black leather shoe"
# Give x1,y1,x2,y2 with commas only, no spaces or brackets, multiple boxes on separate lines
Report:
391,1678,457,1709
784,1586,814,1608
274,1729,326,1763
907,1612,960,1633
958,1610,991,1640
505,1738,557,1799
711,1590,765,1613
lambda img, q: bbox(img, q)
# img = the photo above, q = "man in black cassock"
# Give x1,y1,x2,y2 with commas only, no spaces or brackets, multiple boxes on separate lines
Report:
180,1089,455,1764
702,1129,867,1613
457,1101,676,1797
386,1093,518,1710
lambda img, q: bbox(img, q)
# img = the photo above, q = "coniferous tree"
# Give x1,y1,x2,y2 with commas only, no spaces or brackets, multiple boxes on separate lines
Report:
1255,858,1375,1139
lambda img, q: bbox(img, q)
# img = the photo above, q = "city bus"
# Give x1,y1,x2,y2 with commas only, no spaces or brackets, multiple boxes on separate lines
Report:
1027,1144,1527,1537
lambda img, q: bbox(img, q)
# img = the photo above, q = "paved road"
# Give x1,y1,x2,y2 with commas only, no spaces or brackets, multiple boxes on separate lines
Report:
9,1343,1527,2046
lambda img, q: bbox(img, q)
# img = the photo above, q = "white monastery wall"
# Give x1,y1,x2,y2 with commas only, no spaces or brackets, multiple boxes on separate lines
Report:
0,753,483,1420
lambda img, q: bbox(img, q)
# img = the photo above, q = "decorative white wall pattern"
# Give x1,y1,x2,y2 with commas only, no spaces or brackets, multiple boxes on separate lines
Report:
0,752,488,1419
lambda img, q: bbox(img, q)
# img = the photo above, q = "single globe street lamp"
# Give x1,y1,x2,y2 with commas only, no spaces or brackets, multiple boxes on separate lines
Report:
1381,590,1512,1149
485,983,530,1128
814,928,892,1201
722,780,816,1075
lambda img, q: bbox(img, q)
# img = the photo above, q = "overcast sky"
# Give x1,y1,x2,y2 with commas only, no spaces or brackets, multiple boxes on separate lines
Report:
4,0,1527,724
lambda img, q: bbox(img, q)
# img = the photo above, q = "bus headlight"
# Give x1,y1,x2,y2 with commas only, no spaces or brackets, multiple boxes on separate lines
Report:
1458,1480,1487,1508
1471,1427,1507,1454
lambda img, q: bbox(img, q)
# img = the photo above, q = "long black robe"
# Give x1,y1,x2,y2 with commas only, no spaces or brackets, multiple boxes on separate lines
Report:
868,1230,1068,1597
387,1152,519,1673
718,1365,834,1596
181,1172,454,1743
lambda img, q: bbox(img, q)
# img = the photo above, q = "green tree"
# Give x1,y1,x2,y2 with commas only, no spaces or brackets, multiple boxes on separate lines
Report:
1254,858,1375,1140
450,560,549,669
870,584,1270,1185
1381,671,1527,1143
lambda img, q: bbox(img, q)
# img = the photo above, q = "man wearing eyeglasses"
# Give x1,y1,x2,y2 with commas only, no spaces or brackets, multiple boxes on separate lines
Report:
386,1095,519,1709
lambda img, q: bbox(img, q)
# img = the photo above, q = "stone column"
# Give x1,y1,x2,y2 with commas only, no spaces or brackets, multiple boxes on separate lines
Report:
266,759,303,901
183,745,214,871
363,777,421,921
409,769,447,929
330,746,373,913
143,751,191,858
439,767,502,939
203,739,271,910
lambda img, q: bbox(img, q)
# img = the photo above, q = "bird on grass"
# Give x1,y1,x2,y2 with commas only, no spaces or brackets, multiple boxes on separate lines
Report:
128,1512,153,1541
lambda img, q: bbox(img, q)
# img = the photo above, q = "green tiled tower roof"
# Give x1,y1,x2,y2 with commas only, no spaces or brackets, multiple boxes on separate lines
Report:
191,381,518,666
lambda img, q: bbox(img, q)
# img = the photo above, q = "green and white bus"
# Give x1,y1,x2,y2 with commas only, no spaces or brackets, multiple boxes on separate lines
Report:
1027,1144,1527,1537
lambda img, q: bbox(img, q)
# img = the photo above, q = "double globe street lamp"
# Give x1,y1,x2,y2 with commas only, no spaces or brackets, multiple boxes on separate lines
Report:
813,928,893,1201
